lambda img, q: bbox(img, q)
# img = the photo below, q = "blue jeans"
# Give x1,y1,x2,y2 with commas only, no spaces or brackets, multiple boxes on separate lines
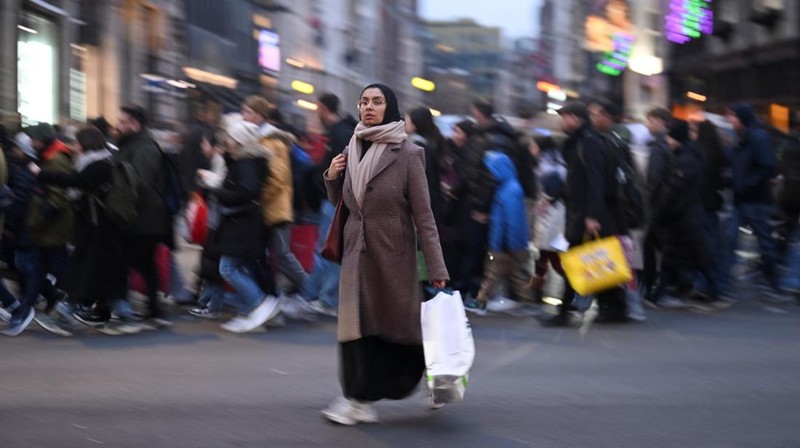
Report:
301,200,340,308
219,256,264,315
779,226,800,291
0,278,18,309
15,247,68,315
200,281,244,313
719,202,779,293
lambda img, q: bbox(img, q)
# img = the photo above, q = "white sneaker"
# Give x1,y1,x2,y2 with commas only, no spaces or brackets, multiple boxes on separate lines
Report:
220,317,249,333
1,308,35,337
280,294,318,322
34,313,72,337
658,296,691,309
309,300,338,318
238,296,283,332
321,397,378,425
0,307,10,322
486,297,521,314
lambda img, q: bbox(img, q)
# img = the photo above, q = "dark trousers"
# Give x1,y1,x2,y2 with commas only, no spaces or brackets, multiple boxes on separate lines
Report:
124,236,162,319
15,247,68,314
642,226,664,297
457,218,488,297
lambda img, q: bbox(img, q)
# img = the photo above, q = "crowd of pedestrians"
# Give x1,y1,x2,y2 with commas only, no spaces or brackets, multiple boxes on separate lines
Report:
1,88,799,341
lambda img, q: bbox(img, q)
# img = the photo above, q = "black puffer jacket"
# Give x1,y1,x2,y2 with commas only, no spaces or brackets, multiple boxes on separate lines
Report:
210,152,268,259
655,143,709,269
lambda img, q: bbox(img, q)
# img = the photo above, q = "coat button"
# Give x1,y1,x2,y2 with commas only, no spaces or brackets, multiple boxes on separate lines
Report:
366,187,373,193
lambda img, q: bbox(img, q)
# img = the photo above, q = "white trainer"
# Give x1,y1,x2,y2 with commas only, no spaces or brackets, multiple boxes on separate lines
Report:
322,397,378,425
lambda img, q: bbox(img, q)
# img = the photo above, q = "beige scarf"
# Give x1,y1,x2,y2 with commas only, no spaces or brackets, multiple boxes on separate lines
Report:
346,120,407,207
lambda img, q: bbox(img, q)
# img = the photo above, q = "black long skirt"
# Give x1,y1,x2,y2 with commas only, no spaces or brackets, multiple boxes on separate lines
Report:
340,336,425,402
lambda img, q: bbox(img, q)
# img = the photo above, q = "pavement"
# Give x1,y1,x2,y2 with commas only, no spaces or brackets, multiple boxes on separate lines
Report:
1,285,799,448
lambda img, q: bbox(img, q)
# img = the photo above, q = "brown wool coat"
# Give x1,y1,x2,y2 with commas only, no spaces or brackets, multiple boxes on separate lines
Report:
325,139,448,345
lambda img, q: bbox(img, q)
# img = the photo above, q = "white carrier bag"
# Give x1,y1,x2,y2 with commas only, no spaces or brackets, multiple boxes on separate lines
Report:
421,289,475,405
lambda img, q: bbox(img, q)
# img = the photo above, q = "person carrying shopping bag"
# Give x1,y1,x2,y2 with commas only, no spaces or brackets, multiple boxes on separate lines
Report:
322,83,448,425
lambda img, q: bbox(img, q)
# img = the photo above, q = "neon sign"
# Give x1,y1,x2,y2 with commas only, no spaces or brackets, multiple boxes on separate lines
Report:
665,0,714,44
596,32,634,77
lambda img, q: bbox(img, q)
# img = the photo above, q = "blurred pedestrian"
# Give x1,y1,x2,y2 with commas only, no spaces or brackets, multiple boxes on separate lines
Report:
8,123,75,336
650,120,722,309
449,120,494,298
541,101,627,326
641,107,676,305
321,83,448,425
31,126,127,327
242,96,307,305
297,92,357,316
115,105,171,327
464,149,532,314
209,121,281,333
720,104,783,299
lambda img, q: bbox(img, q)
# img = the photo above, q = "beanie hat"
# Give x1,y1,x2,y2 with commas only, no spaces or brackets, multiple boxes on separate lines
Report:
226,120,262,147
667,119,690,144
26,122,56,143
243,95,272,121
14,132,37,159
731,103,756,128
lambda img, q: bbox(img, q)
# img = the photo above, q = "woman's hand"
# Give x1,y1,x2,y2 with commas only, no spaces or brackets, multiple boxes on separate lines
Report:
27,162,41,176
431,280,446,289
327,154,347,179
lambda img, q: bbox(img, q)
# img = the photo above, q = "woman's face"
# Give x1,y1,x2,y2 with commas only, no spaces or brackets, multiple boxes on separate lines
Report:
452,126,467,147
358,88,387,127
404,114,416,134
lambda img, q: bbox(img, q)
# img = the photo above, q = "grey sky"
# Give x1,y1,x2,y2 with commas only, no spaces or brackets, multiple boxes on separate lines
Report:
419,0,543,39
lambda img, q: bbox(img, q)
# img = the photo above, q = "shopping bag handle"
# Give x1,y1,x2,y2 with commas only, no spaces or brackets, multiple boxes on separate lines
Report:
425,285,454,296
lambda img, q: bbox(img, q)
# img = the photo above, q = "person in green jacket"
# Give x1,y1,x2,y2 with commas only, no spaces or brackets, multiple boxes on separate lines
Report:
8,123,75,337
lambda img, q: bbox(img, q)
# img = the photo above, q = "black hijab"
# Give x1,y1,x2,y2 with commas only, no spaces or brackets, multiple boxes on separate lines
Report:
360,83,402,125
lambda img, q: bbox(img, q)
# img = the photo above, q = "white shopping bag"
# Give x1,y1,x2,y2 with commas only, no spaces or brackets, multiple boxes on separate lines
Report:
421,290,475,405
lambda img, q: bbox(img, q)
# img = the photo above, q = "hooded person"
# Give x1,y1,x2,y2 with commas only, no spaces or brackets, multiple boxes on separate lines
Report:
468,149,533,313
718,103,782,297
321,83,448,424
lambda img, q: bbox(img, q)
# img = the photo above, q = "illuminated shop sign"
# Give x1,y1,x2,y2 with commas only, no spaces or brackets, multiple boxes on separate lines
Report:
665,0,714,44
596,32,634,77
585,0,635,76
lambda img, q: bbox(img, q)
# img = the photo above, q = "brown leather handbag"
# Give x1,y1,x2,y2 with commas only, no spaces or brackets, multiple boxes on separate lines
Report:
321,197,349,263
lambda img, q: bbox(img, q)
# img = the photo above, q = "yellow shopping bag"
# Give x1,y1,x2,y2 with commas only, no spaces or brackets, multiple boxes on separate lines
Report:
559,236,633,296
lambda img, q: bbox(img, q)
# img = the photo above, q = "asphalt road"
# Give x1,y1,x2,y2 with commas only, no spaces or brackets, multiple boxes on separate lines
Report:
2,288,799,448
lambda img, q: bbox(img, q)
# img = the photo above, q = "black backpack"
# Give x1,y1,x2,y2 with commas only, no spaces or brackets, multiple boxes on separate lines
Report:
157,145,186,216
579,131,646,231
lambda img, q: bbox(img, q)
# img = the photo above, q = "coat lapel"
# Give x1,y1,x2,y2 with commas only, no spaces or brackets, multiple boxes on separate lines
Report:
367,145,401,184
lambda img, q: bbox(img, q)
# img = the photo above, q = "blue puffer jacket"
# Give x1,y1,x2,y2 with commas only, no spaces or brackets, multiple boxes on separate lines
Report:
484,151,529,252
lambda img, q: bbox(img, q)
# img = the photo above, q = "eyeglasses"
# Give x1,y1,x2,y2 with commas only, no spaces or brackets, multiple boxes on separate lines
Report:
356,98,386,109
